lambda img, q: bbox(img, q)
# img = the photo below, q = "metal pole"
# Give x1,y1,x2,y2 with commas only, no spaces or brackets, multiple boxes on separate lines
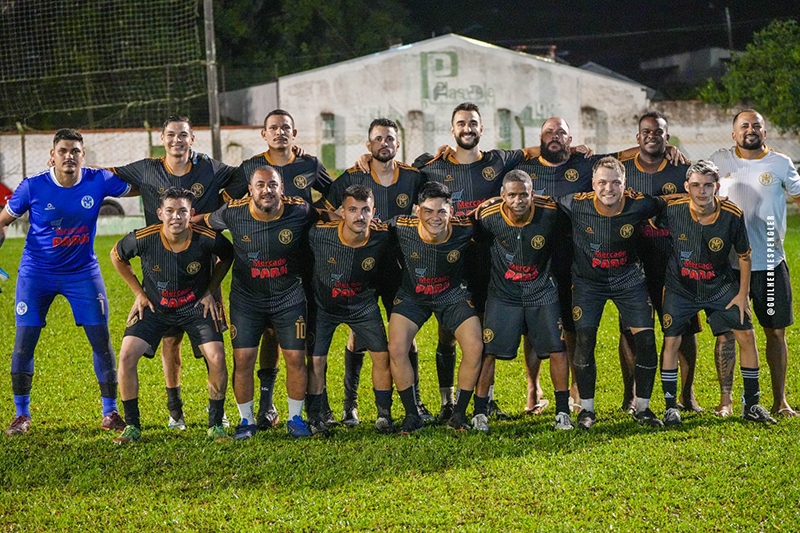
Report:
203,0,222,160
16,122,26,179
725,7,734,51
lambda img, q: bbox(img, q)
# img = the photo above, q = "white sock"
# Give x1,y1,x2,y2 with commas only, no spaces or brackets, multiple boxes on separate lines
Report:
237,401,254,426
288,398,304,419
440,387,454,405
488,385,495,402
635,397,650,413
581,398,595,412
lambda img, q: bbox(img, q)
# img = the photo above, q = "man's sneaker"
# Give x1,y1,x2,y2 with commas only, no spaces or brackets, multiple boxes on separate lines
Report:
436,402,454,424
221,412,230,428
375,416,395,434
102,411,126,432
6,415,31,436
554,412,574,431
663,407,682,427
286,415,312,438
487,399,510,420
577,409,596,430
308,417,330,436
634,408,664,427
417,403,435,423
742,404,778,424
471,413,489,432
113,425,141,444
341,406,360,427
256,406,280,430
448,411,472,432
399,413,424,435
207,424,228,441
320,408,339,427
232,423,257,440
168,416,186,430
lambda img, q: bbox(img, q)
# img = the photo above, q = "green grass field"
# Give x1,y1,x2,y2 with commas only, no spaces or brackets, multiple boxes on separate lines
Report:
1,218,799,532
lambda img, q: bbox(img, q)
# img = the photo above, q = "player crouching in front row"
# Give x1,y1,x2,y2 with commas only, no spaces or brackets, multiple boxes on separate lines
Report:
110,187,234,443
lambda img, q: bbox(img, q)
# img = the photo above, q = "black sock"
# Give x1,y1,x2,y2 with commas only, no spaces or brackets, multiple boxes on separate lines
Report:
473,395,489,416
166,386,183,421
633,329,658,400
122,398,140,429
661,369,678,409
554,390,570,414
306,393,323,419
343,348,364,407
398,386,417,416
574,328,598,400
374,389,392,417
741,366,761,408
435,343,456,390
454,388,473,417
257,367,279,414
409,348,422,404
321,387,332,415
208,399,225,427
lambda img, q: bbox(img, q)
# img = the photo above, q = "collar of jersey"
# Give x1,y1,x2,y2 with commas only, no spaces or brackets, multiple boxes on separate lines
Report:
734,145,769,160
249,200,284,221
159,225,193,253
264,151,296,166
689,196,721,224
634,153,668,173
446,151,483,165
49,167,83,187
417,222,452,244
500,200,535,226
338,220,370,247
370,164,399,185
592,192,626,216
162,157,193,176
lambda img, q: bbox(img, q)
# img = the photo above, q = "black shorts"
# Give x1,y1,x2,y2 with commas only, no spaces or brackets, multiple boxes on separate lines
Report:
748,261,794,329
230,298,307,351
374,259,402,317
662,285,753,337
313,308,388,356
483,298,565,360
125,307,223,359
571,277,654,331
552,243,575,332
629,262,703,336
391,291,477,335
464,243,490,314
159,286,228,358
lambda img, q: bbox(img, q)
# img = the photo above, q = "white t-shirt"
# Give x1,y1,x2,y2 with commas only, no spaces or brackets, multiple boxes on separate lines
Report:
712,145,800,271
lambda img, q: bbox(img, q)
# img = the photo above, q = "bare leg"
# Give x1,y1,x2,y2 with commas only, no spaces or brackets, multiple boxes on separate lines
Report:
200,342,227,401
161,332,183,388
232,347,258,404
283,349,308,402
763,327,797,416
677,333,702,412
524,335,547,414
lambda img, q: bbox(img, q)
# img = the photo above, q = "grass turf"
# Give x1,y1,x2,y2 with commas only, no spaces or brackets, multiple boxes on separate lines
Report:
0,218,799,532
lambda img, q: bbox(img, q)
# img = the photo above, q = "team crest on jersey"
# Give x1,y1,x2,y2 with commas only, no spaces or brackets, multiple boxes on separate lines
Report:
16,302,28,315
444,174,454,182
362,257,375,271
229,325,237,340
190,183,204,198
152,265,161,272
393,297,402,306
759,172,774,186
620,224,634,239
396,194,410,208
126,314,138,327
662,182,677,194
293,175,308,189
531,235,545,249
447,250,460,263
708,237,724,252
279,229,293,244
186,262,201,275
662,314,673,329
564,169,579,182
482,167,496,181
242,235,251,243
572,306,583,321
585,226,594,235
81,196,94,209
482,328,495,343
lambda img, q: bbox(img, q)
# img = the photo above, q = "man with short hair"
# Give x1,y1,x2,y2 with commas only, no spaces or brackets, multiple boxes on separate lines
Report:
657,160,775,425
710,109,800,417
110,187,234,443
1,128,133,436
308,185,394,433
325,118,426,426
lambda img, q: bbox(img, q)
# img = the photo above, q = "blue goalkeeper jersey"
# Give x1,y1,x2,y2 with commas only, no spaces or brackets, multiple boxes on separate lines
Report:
5,167,130,275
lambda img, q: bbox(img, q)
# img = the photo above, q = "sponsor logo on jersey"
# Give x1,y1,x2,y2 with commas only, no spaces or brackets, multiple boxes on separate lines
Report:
708,237,724,252
81,196,94,209
585,226,594,234
229,324,237,340
45,203,55,210
678,234,688,241
415,268,427,277
242,235,251,243
16,302,28,315
662,314,673,329
564,169,579,182
620,224,634,239
293,175,308,189
534,189,546,195
411,252,420,259
126,315,138,327
680,251,693,261
445,174,454,182
759,172,774,186
157,281,169,291
482,328,495,343
362,257,375,270
393,297,402,305
572,306,583,321
662,182,677,194
152,265,161,272
247,251,259,261
531,235,545,249
482,167,496,181
723,173,732,180
529,172,538,180
447,250,460,263
158,187,166,195
186,261,201,275
328,257,337,264
191,183,204,198
396,194,410,208
279,229,293,244
50,218,63,227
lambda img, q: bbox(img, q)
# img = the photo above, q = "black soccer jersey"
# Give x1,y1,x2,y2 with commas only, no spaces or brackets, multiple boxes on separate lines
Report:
474,196,562,306
205,197,318,309
557,190,666,288
309,220,393,318
325,163,424,221
111,157,237,225
113,223,233,315
225,152,333,204
656,197,750,301
417,150,524,216
514,153,599,197
389,215,474,306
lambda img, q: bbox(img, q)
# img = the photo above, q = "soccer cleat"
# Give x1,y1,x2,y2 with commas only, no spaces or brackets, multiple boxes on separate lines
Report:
663,407,682,427
448,411,472,432
341,405,360,427
417,402,435,423
374,416,395,434
487,399,510,420
634,408,664,427
101,411,126,432
221,412,230,429
256,406,280,430
207,424,228,441
399,413,424,435
742,404,777,424
113,425,141,444
232,423,258,440
308,417,330,437
471,413,490,432
554,412,574,431
6,415,31,436
286,415,312,438
168,416,187,430
320,408,339,427
577,409,596,430
435,402,455,424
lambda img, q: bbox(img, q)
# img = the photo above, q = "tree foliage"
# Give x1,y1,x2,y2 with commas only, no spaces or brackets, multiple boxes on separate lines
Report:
700,19,800,134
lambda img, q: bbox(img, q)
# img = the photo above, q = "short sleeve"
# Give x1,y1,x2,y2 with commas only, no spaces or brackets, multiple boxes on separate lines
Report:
5,178,31,218
554,194,574,215
325,173,347,210
312,159,333,197
204,204,229,231
102,169,131,198
109,160,145,188
212,232,234,262
497,149,525,172
781,158,800,198
113,231,140,263
211,159,238,188
733,214,751,257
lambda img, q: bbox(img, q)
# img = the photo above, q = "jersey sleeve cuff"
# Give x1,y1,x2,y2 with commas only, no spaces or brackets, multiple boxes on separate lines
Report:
4,204,22,219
